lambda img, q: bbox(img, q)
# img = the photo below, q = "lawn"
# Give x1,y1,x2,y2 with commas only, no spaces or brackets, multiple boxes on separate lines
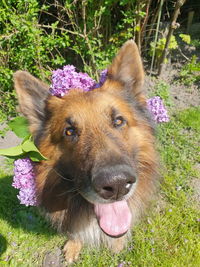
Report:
0,106,200,266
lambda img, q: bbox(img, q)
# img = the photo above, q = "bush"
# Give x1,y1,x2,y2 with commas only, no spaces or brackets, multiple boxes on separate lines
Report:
1,0,197,118
0,0,140,117
179,55,200,86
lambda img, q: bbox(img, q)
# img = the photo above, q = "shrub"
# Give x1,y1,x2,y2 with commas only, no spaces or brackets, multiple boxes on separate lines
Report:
179,55,200,86
0,0,139,117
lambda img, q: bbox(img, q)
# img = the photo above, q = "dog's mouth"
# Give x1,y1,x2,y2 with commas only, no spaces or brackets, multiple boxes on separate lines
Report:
94,200,132,237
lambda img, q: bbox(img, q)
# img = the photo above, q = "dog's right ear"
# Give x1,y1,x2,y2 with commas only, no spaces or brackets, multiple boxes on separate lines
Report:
14,71,50,135
103,40,146,105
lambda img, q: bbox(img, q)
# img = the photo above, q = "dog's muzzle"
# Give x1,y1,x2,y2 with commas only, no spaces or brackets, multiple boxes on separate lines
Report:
92,164,137,201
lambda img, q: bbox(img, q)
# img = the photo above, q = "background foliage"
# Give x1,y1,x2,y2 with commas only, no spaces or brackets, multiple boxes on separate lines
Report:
0,0,200,118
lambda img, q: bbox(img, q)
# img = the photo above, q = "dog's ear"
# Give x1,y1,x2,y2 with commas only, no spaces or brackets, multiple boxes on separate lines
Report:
14,71,50,135
104,40,146,105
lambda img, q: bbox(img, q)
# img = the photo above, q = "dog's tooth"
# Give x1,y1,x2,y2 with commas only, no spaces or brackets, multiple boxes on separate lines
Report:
126,183,131,189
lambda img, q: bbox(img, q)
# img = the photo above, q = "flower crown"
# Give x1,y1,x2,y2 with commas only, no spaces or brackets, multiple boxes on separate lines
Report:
0,65,169,206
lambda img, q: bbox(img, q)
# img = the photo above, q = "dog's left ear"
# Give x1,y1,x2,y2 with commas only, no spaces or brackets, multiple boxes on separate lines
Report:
104,40,146,105
14,71,50,136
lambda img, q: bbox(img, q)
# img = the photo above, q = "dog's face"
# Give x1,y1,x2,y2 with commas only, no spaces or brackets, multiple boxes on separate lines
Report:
14,41,157,237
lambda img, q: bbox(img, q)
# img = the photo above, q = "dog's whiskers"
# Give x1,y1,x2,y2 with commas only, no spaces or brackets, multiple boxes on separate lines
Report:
58,188,79,196
51,168,73,182
49,168,83,197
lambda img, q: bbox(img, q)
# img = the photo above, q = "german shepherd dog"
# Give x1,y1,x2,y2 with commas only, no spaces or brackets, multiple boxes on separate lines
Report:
14,40,158,263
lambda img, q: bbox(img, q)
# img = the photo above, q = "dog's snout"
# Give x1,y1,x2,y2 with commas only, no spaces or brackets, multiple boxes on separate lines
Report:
92,165,136,200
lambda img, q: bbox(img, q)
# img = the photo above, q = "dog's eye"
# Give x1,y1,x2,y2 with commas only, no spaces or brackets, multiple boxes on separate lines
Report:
64,127,76,137
113,116,126,128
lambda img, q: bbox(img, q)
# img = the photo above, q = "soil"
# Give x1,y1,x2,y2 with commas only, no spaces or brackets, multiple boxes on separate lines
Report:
192,163,200,207
144,65,200,111
42,248,65,267
0,123,21,170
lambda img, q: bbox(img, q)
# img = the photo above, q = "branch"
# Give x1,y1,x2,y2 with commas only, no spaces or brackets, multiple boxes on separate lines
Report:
37,24,85,38
158,0,186,76
82,0,87,36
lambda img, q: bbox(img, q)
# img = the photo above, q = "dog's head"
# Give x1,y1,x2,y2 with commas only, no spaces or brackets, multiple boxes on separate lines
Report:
14,40,157,237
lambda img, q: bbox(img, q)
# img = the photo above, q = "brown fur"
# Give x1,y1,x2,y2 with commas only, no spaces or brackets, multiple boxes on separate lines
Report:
14,40,158,263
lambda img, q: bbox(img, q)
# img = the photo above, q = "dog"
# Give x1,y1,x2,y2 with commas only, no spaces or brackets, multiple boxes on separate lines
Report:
14,40,158,264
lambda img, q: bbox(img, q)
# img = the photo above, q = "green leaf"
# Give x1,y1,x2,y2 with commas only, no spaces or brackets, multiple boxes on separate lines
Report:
0,135,47,161
28,151,46,162
8,116,29,138
21,139,37,152
22,139,47,160
0,145,24,157
179,34,191,45
22,134,32,143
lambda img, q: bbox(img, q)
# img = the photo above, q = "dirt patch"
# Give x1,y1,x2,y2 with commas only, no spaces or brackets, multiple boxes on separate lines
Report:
191,163,200,207
144,65,200,111
170,83,200,110
0,126,21,149
42,248,65,267
0,122,21,168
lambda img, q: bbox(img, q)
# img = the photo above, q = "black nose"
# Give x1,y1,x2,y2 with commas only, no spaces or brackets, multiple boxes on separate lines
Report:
92,165,136,200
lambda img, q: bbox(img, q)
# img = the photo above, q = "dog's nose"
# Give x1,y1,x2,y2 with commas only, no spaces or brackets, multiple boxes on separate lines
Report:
92,165,136,200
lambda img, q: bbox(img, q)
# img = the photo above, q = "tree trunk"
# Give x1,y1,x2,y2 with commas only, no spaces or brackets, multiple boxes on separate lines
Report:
158,0,186,76
140,0,152,48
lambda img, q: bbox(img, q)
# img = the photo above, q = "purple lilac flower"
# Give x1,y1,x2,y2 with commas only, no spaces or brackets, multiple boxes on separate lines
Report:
94,69,108,88
147,96,169,123
50,65,96,97
13,158,37,206
95,71,170,124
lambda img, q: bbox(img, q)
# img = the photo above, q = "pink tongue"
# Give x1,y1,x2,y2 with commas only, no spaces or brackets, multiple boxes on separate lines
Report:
94,200,132,236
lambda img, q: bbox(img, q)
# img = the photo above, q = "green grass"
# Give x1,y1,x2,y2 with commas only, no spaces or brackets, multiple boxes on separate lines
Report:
0,173,66,266
0,106,200,266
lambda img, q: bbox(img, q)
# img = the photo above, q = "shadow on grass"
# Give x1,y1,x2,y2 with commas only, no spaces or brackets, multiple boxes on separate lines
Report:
0,174,57,237
0,234,7,257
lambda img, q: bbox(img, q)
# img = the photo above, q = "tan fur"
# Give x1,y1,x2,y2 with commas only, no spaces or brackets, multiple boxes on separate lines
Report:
13,40,159,263
63,240,82,264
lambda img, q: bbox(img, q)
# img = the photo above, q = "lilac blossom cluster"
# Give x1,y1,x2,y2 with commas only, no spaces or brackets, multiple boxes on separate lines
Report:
96,70,169,124
49,65,96,97
12,158,38,206
94,69,108,88
12,66,169,207
147,96,169,123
